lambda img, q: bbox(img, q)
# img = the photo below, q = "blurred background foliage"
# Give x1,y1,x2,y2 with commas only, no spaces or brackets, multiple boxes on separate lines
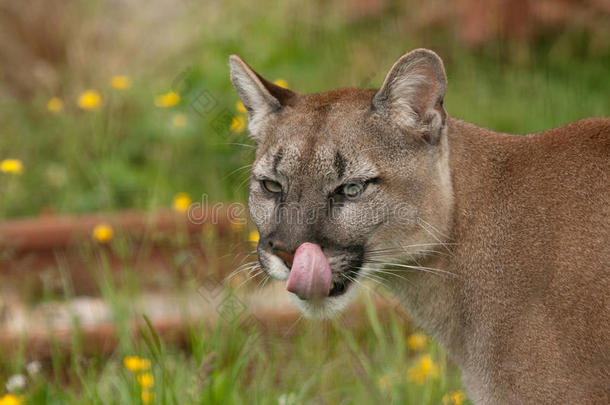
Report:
1,0,609,218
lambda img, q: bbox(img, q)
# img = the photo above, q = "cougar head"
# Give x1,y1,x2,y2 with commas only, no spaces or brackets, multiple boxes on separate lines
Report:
229,49,453,318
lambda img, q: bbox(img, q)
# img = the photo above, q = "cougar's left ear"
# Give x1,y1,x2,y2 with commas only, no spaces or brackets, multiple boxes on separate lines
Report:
372,49,447,143
229,55,297,141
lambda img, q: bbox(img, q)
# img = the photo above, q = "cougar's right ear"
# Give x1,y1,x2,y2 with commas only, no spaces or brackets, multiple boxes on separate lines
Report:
229,55,297,141
372,49,447,144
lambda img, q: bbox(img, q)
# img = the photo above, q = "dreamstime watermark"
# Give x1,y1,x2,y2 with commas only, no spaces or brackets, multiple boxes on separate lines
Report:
185,193,418,228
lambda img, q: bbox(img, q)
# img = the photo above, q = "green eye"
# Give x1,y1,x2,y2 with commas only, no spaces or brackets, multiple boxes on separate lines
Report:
262,179,282,193
341,182,364,198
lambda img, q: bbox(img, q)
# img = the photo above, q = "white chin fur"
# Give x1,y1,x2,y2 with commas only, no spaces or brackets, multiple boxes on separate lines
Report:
290,282,361,319
263,251,290,281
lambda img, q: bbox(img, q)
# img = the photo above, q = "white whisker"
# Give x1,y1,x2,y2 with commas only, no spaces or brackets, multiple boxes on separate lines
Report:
369,261,457,278
416,218,454,254
225,261,259,282
235,268,264,290
225,142,256,149
359,266,416,287
222,164,253,181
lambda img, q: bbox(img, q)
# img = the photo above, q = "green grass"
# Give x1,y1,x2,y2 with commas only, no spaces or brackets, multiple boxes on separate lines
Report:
1,284,468,405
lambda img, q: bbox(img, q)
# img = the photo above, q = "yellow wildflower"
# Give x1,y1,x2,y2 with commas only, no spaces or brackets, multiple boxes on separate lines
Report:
110,75,131,90
172,113,187,127
137,372,154,388
92,223,114,243
406,354,439,385
248,230,259,244
47,97,64,112
154,91,180,108
442,390,465,405
230,116,246,132
0,394,22,405
141,390,154,404
123,356,151,372
377,374,392,391
0,159,24,175
123,356,140,371
77,90,102,110
407,332,427,351
172,192,192,213
236,100,247,113
273,78,289,88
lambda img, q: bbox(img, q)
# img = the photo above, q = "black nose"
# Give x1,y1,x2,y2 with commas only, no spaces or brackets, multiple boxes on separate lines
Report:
269,240,295,268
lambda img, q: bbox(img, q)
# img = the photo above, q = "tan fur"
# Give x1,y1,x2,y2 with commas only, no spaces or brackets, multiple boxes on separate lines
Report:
439,118,610,403
229,49,610,404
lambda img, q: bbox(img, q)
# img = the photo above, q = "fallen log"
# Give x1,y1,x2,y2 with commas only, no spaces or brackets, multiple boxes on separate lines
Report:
0,208,251,294
0,288,406,360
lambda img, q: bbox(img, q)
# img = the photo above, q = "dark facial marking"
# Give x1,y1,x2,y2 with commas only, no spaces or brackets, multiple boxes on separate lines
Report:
314,104,331,113
333,151,346,179
329,245,365,297
272,148,284,174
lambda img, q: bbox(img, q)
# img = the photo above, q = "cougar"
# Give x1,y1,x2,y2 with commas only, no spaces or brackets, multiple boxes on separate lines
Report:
229,49,609,404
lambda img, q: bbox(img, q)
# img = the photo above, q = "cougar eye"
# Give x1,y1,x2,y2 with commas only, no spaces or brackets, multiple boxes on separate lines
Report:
341,182,364,198
262,179,282,193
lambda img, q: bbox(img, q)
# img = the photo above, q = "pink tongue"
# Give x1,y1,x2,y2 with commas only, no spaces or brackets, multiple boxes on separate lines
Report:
286,243,332,300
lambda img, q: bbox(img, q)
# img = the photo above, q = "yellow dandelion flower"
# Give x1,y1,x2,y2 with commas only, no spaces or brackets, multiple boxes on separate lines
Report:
154,91,180,108
47,97,64,112
172,192,192,213
110,75,131,90
407,333,427,351
273,78,289,88
442,390,465,405
92,223,114,243
141,390,154,404
248,230,259,244
407,354,439,385
377,374,393,391
137,372,154,388
123,356,151,372
230,116,246,133
77,90,102,110
0,159,24,175
172,113,187,127
236,100,247,113
123,356,140,371
0,394,22,405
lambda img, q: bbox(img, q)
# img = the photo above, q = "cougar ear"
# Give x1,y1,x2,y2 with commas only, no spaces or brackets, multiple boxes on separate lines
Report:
372,49,447,143
229,55,297,140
